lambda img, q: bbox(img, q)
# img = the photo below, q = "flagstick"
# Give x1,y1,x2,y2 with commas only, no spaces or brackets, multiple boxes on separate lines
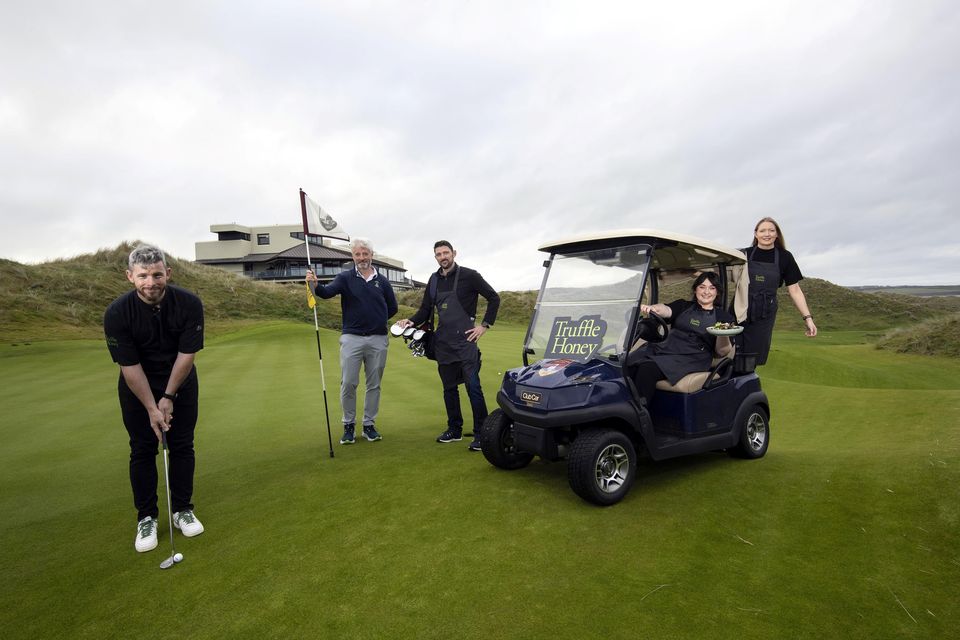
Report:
301,190,335,459
311,305,336,459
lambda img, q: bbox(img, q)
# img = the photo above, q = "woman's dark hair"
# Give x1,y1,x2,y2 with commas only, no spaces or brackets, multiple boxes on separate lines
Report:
690,271,721,299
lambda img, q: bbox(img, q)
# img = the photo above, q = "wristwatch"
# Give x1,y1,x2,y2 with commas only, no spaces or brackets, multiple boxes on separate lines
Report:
481,322,491,329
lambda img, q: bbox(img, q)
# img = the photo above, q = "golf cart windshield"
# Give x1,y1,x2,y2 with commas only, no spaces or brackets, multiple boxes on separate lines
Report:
525,244,650,364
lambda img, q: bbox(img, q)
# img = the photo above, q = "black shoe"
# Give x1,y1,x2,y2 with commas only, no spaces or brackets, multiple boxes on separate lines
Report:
468,439,482,451
362,425,382,441
436,429,463,443
340,424,356,445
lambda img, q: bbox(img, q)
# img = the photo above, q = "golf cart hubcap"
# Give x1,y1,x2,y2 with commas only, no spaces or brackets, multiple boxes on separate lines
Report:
595,444,629,493
746,413,767,450
501,428,517,454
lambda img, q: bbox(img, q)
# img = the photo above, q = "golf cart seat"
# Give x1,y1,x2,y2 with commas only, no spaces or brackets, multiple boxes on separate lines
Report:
655,345,736,394
654,260,751,395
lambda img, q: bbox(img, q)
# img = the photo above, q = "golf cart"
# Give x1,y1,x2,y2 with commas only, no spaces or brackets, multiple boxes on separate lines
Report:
479,229,769,506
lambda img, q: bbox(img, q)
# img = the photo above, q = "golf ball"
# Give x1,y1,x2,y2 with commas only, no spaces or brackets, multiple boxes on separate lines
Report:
173,553,183,563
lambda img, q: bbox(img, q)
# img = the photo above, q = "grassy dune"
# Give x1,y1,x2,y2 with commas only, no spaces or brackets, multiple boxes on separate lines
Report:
4,244,959,356
1,322,958,639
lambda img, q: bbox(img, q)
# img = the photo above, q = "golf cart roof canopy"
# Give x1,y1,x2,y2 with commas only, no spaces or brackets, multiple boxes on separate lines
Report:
539,229,746,270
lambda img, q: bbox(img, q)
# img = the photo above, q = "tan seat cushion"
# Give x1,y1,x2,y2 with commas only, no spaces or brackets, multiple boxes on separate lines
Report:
656,372,711,393
654,347,735,394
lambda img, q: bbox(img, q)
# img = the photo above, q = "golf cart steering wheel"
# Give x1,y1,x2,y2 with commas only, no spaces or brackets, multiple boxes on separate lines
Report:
637,311,670,343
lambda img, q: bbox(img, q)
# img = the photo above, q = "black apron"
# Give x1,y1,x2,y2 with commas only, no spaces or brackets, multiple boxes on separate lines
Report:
742,246,781,365
433,267,480,367
646,304,716,384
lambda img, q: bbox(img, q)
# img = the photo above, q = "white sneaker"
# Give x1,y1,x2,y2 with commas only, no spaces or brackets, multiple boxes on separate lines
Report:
135,516,158,552
173,510,205,537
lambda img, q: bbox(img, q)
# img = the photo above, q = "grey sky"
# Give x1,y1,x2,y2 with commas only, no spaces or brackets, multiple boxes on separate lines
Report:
1,1,958,288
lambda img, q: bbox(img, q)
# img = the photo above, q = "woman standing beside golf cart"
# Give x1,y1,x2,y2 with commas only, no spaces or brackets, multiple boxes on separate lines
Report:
628,271,735,404
740,217,817,365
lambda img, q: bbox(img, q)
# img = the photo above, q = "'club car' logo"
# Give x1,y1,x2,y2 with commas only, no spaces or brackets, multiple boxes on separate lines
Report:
544,314,608,359
520,390,542,405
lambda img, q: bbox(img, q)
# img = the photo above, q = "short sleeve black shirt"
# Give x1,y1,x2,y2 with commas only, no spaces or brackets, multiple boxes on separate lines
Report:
666,299,735,326
743,246,804,287
104,285,204,383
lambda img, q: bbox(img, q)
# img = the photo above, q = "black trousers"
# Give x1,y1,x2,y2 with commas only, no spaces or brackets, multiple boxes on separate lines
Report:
740,312,776,365
631,359,667,405
438,356,487,434
118,377,198,522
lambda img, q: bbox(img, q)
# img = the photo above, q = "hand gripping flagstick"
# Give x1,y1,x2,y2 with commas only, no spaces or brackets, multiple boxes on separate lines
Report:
300,188,347,459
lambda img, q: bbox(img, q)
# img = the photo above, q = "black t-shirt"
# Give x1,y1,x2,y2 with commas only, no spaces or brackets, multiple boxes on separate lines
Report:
104,285,204,384
742,246,803,287
409,264,500,327
665,299,735,327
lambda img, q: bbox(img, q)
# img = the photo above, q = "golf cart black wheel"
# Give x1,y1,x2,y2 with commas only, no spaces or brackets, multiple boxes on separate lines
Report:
479,409,533,470
567,429,637,506
731,405,769,459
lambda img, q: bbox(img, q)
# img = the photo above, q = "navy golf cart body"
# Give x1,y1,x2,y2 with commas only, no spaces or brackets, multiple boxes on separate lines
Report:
479,229,770,505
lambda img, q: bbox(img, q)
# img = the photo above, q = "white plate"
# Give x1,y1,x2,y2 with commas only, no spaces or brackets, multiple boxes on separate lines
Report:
706,326,744,336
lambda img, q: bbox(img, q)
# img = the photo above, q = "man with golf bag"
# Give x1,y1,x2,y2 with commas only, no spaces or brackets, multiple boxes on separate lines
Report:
104,244,205,555
399,240,500,451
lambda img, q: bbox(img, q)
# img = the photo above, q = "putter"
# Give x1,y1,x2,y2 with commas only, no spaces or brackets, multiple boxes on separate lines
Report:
159,430,183,570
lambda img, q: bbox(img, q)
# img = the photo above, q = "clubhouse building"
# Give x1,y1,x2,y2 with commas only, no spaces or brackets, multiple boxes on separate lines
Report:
194,223,417,289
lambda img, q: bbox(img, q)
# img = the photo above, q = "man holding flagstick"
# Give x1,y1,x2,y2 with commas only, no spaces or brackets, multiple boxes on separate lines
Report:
306,238,398,444
301,186,397,448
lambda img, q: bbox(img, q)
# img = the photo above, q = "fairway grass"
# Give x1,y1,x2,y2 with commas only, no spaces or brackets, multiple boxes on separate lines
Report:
1,323,958,639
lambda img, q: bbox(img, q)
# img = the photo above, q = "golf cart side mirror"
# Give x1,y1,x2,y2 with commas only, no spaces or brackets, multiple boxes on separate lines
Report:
523,346,535,367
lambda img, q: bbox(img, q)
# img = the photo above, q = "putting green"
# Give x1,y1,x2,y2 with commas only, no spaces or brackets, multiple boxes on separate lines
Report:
1,322,957,639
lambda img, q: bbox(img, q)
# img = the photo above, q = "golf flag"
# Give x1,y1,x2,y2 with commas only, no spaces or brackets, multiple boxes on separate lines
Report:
300,189,349,240
298,188,338,458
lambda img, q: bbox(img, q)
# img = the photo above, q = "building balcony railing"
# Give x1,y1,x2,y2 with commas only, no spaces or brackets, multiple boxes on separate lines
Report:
244,266,417,289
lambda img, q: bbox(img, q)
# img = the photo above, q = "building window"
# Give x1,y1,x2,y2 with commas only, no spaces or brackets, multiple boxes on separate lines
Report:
217,231,250,241
290,232,324,246
257,233,270,245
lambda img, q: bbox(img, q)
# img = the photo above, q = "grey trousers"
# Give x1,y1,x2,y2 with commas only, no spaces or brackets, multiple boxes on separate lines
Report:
338,333,389,427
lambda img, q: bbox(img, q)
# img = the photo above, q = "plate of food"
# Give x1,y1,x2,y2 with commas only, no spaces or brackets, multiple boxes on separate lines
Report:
706,322,744,336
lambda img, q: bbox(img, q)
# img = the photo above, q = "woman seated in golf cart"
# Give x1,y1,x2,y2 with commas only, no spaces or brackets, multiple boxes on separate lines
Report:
627,271,735,404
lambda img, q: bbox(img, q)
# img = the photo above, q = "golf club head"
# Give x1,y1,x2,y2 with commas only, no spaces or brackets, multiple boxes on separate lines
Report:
402,326,416,338
160,555,176,569
389,322,405,337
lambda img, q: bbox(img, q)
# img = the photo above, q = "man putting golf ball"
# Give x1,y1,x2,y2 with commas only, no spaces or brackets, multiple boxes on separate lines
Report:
104,243,207,557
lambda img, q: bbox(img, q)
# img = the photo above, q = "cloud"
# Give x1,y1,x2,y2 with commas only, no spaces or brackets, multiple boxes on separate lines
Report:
1,0,958,289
